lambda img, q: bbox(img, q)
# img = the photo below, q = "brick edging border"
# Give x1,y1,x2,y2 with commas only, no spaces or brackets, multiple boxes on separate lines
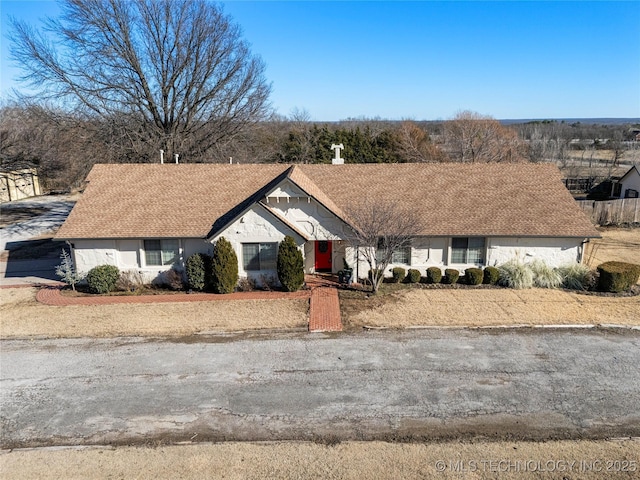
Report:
35,286,310,306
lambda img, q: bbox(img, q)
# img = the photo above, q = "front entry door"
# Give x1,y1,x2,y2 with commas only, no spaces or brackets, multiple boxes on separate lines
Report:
314,241,332,272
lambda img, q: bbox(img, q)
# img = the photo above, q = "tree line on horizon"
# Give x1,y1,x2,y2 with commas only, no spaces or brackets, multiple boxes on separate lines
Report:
1,103,638,192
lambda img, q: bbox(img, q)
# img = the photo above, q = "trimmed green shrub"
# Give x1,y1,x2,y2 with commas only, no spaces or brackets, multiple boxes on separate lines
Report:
277,236,305,292
210,237,238,294
596,261,640,293
557,263,595,291
483,266,500,285
498,259,533,289
391,267,406,283
426,266,442,284
86,264,120,294
530,260,563,289
443,268,459,285
464,267,483,285
407,268,421,284
185,253,206,291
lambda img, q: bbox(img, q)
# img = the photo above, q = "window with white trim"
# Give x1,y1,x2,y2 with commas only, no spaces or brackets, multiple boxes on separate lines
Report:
391,246,411,264
451,237,485,264
242,243,277,271
144,239,179,266
376,238,411,265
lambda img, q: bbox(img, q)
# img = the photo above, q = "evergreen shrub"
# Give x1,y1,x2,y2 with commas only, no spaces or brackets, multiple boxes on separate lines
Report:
464,267,483,285
210,237,238,294
186,253,206,291
426,266,442,284
391,267,406,283
407,268,421,283
277,236,305,292
483,266,500,285
86,264,120,294
596,261,640,293
443,268,459,285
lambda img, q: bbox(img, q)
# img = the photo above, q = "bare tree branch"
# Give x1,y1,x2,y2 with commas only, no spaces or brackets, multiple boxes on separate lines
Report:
9,0,272,161
444,111,526,163
345,199,423,293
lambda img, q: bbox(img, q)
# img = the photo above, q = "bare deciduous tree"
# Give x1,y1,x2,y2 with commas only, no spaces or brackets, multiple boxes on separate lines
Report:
345,199,422,293
285,107,317,164
396,120,448,162
444,111,526,163
10,0,271,162
0,103,100,190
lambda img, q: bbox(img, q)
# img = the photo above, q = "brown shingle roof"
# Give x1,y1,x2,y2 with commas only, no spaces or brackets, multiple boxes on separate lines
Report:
55,163,599,240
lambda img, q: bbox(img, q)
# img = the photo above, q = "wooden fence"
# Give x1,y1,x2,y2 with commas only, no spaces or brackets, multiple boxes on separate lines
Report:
577,198,640,225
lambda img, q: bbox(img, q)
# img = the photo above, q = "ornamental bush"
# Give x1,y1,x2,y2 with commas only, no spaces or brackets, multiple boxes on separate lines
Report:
530,260,563,289
115,269,145,292
154,268,185,290
277,236,305,292
443,268,459,285
596,261,640,293
426,266,442,284
55,249,84,291
483,266,500,285
185,253,206,291
464,267,483,285
86,264,120,294
556,263,594,291
210,237,238,294
407,268,421,284
391,267,406,283
498,259,533,289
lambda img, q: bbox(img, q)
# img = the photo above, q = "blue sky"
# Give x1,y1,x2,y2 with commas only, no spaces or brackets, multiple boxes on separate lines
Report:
1,1,639,121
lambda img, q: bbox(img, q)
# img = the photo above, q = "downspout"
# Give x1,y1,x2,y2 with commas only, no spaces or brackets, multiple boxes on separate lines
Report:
65,240,77,271
579,238,590,264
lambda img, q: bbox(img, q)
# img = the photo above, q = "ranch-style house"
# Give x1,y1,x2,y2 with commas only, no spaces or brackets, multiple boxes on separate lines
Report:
55,162,600,284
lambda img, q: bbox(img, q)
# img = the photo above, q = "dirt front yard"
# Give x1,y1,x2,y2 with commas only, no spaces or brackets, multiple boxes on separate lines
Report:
0,288,308,339
2,439,637,480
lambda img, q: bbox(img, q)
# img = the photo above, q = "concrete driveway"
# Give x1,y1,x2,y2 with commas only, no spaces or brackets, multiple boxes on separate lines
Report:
0,194,76,286
1,328,638,448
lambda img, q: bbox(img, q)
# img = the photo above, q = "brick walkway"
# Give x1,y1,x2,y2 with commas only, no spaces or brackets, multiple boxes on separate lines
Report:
34,275,344,333
305,275,343,332
308,286,342,332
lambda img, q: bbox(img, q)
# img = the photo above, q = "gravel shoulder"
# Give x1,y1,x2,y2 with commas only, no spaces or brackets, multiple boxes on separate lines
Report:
2,439,638,480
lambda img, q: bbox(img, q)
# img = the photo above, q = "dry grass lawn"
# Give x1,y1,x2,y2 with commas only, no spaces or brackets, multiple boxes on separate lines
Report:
342,287,639,329
2,439,637,480
343,227,640,329
0,288,308,339
585,227,640,269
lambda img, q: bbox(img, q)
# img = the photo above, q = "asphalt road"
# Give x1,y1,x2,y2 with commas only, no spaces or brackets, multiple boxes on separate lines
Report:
1,328,639,448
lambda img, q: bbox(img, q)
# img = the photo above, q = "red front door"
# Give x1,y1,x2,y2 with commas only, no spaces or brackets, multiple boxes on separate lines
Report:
314,241,332,272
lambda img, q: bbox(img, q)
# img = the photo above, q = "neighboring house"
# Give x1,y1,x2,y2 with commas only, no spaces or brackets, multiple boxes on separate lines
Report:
611,165,640,199
0,168,41,203
55,163,599,283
